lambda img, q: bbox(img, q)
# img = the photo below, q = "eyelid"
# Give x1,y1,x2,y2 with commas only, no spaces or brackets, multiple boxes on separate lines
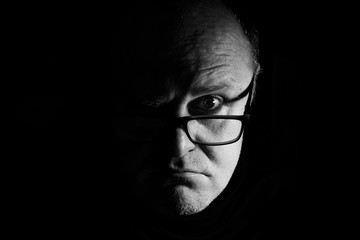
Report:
188,94,226,115
190,94,223,106
206,94,224,101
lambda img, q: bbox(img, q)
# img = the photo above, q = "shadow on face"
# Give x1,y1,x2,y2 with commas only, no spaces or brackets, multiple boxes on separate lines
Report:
110,0,256,216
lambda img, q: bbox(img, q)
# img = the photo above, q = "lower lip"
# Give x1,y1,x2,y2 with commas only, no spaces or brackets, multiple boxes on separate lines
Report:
164,172,207,185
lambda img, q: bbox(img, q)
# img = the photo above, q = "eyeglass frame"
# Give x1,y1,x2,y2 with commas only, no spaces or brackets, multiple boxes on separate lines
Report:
168,114,249,146
169,78,254,146
112,76,255,146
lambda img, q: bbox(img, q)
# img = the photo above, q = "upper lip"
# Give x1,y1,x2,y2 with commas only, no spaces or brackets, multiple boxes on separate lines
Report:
164,156,209,176
167,168,208,176
171,170,199,174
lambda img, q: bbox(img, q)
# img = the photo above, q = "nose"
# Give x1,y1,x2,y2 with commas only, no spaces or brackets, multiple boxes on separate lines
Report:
170,127,196,159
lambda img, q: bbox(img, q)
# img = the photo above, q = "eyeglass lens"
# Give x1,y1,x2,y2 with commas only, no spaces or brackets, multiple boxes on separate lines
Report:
113,116,243,144
187,118,242,144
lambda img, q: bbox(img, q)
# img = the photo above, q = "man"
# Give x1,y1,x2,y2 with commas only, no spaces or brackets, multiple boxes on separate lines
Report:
108,0,293,239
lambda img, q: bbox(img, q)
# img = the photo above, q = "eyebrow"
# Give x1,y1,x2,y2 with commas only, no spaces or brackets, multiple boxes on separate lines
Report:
190,79,240,96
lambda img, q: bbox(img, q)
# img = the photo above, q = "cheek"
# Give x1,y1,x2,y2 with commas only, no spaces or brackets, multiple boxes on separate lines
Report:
204,137,243,187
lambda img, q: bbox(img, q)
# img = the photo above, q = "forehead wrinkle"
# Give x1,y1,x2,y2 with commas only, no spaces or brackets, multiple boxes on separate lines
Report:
190,79,241,96
211,40,252,70
174,32,252,75
191,68,243,95
197,67,231,83
173,14,247,56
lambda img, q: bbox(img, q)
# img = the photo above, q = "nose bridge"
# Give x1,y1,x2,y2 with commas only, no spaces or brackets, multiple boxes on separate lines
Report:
162,80,195,155
173,98,189,117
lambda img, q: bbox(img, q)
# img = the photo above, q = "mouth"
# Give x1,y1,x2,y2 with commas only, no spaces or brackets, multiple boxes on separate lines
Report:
141,166,210,189
167,167,209,176
159,170,208,188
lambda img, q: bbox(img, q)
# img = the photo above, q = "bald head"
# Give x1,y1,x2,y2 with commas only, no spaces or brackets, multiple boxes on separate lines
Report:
170,1,254,72
109,0,259,103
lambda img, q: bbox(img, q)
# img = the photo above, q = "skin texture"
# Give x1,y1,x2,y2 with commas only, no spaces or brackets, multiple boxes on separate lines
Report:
112,1,255,216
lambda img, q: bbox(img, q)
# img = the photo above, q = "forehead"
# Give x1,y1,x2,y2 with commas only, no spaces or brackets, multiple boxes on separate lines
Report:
171,23,253,92
111,1,254,102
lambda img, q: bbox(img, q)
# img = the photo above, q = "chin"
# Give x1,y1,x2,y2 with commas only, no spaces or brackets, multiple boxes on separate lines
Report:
156,185,213,216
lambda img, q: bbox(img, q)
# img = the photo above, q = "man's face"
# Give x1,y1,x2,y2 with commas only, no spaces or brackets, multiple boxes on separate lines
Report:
112,3,255,215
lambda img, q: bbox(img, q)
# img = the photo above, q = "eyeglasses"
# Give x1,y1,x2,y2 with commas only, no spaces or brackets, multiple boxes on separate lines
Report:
170,115,249,146
113,114,249,146
113,77,254,146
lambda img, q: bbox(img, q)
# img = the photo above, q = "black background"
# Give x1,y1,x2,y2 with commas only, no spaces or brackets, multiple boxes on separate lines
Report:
7,1,343,239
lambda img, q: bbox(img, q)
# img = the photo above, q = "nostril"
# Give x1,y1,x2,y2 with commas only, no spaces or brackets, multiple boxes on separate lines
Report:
169,157,185,169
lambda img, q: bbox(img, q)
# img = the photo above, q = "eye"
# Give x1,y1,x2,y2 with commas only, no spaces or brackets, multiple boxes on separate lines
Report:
189,95,224,114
